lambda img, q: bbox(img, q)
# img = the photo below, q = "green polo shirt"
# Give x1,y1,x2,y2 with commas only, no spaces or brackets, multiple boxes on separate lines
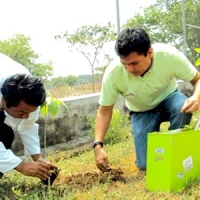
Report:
99,43,197,111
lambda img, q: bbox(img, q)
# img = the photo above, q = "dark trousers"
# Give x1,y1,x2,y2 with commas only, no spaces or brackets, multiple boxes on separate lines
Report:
0,111,14,149
0,110,15,176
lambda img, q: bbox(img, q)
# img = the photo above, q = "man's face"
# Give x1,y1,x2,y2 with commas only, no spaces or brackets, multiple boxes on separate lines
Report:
120,48,154,76
2,100,38,119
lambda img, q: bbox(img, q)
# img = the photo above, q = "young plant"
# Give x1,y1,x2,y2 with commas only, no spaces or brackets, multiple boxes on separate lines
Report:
38,94,68,188
40,96,68,117
40,94,68,156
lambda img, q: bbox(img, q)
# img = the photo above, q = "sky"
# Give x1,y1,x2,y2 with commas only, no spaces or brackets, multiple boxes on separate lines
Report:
0,0,156,77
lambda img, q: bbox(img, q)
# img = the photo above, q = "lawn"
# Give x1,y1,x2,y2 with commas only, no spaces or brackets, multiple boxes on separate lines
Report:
1,110,200,200
1,134,200,200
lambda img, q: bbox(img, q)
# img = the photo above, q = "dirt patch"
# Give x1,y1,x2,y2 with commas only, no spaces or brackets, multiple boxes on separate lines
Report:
46,143,146,191
56,168,126,191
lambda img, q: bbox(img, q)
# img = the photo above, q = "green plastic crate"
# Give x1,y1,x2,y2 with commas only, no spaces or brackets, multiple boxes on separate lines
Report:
146,129,200,192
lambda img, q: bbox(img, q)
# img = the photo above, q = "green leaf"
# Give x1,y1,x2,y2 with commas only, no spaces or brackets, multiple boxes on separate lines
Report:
49,99,60,117
195,48,200,53
195,58,200,67
40,96,68,117
55,98,62,106
40,103,48,117
56,98,68,109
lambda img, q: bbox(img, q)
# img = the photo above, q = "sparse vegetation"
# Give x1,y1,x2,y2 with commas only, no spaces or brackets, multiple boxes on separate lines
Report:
45,82,102,98
1,112,200,199
2,139,200,199
89,109,131,145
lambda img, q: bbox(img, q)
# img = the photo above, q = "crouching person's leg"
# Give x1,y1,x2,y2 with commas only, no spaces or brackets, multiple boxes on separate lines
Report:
130,109,161,170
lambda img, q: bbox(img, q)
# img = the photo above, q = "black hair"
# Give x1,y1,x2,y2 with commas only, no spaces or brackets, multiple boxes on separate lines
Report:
115,27,151,57
1,74,46,108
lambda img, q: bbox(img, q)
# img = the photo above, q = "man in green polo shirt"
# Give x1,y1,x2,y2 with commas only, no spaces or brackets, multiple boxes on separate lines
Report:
93,27,200,171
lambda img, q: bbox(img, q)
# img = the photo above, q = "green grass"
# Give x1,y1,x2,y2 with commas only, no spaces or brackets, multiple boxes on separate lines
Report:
2,111,200,199
2,137,200,200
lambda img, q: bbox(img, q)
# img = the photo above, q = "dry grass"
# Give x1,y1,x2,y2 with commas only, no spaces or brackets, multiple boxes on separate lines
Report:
2,137,200,200
49,139,200,200
46,83,102,98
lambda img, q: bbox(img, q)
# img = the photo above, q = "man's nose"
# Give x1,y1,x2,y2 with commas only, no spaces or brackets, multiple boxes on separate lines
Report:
126,65,135,72
21,113,29,119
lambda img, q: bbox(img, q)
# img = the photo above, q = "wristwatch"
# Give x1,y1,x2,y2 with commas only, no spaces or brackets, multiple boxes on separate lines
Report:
93,141,104,149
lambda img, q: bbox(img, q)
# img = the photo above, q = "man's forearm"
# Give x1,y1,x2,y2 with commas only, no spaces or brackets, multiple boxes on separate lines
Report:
95,112,112,141
193,79,200,102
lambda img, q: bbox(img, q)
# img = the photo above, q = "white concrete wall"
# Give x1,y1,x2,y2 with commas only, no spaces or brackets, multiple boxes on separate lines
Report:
12,93,125,155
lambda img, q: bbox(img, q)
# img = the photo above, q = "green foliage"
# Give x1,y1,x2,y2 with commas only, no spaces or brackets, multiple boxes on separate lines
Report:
195,47,200,67
0,34,54,80
40,96,68,117
45,75,78,88
32,61,54,81
55,22,117,92
89,109,130,145
106,109,130,145
95,54,114,74
124,0,200,64
44,74,102,90
0,34,39,66
40,94,68,158
194,48,200,54
183,124,195,131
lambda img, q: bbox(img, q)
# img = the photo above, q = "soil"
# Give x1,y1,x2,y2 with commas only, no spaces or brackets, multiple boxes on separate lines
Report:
56,168,126,190
54,167,145,192
20,142,145,192
44,142,146,191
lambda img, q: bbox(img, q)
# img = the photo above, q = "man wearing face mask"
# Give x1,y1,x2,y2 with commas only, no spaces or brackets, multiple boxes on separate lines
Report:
0,52,58,181
93,27,200,172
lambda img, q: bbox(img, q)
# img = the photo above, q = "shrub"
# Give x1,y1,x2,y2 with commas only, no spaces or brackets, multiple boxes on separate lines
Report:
88,109,131,145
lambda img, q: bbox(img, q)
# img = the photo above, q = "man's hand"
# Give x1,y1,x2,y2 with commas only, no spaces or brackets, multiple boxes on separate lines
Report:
181,96,199,113
36,157,57,167
94,146,111,172
15,161,56,180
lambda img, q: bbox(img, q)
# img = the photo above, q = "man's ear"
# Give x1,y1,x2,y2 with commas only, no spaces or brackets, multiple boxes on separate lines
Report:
148,48,154,59
1,97,6,109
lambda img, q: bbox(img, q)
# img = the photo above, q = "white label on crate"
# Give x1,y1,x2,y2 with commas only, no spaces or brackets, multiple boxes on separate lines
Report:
177,172,185,178
155,148,165,154
183,156,193,172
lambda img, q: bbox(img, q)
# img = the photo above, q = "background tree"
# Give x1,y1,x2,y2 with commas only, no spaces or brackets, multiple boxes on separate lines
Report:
0,34,54,80
185,0,200,62
31,61,54,82
55,22,117,92
124,0,200,64
95,54,114,75
45,75,79,89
